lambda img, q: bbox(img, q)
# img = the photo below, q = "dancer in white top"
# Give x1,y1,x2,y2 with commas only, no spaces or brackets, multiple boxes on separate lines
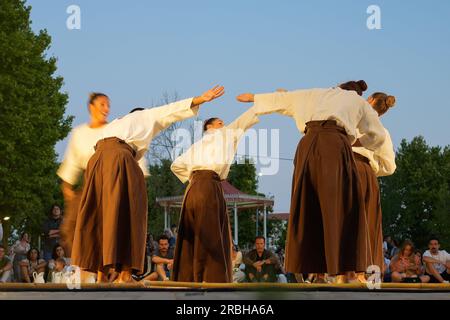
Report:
236,80,386,277
350,92,396,282
58,93,149,260
170,108,259,283
71,85,225,283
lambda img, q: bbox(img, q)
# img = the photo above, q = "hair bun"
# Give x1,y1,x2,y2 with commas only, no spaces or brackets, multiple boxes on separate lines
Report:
386,95,396,108
356,80,368,92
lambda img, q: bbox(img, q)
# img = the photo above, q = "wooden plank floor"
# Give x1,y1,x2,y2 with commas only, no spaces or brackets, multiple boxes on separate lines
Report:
1,282,450,300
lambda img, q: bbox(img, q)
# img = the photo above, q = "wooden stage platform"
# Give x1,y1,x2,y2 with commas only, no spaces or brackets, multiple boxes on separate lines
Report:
1,281,450,300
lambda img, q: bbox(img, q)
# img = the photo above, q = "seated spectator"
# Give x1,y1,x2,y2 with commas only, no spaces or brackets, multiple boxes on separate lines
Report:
231,243,246,283
47,244,71,270
383,255,392,282
423,237,450,283
20,248,47,283
390,240,430,283
152,235,174,281
134,233,158,281
0,245,13,283
10,232,30,282
170,224,178,248
390,239,400,259
47,244,71,282
243,236,281,283
49,258,69,283
164,228,176,249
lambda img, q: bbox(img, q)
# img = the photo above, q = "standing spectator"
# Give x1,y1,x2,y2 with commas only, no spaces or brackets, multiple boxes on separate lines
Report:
231,243,246,283
423,237,450,283
243,236,281,283
20,248,47,283
390,240,430,283
41,204,63,261
152,235,174,281
0,245,13,283
10,232,31,281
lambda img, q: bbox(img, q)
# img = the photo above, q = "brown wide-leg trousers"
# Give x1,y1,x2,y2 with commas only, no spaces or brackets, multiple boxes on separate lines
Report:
285,120,369,275
354,152,384,270
172,170,232,283
71,137,147,273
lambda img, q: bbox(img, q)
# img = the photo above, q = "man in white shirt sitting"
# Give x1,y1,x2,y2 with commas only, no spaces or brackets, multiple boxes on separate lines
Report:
423,237,450,283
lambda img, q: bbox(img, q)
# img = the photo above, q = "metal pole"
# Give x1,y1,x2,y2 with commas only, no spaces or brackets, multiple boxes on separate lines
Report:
255,209,258,236
263,204,267,248
234,202,238,245
164,205,168,230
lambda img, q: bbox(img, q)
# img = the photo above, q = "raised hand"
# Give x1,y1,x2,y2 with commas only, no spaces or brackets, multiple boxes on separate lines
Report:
201,85,225,102
236,93,255,103
192,85,225,106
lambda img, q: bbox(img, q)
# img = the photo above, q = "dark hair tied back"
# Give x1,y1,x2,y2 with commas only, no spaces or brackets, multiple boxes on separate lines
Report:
338,80,368,96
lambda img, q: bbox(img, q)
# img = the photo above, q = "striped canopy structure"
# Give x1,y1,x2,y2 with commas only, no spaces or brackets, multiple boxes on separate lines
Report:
156,180,274,245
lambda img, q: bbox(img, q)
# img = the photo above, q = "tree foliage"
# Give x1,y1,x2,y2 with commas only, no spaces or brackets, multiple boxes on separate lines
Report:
0,0,72,241
380,136,450,250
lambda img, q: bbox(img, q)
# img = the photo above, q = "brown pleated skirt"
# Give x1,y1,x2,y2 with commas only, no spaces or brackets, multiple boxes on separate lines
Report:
171,170,232,283
285,120,369,275
59,190,81,257
353,152,384,270
71,137,148,273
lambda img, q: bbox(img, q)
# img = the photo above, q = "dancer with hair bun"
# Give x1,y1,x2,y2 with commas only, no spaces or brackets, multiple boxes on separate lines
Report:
351,92,397,282
170,108,259,283
236,80,386,279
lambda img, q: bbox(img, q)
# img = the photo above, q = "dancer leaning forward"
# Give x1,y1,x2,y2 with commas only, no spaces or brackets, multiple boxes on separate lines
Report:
237,81,386,281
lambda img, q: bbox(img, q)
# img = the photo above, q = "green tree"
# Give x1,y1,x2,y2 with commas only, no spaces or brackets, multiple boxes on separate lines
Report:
228,157,277,248
380,136,450,250
0,0,72,243
146,158,185,236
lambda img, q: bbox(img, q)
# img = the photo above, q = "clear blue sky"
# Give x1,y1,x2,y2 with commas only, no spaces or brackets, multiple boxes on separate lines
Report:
27,0,450,213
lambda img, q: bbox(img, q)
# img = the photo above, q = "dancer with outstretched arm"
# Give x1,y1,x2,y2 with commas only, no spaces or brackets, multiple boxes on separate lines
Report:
236,81,386,279
170,108,259,283
58,93,149,264
71,85,225,283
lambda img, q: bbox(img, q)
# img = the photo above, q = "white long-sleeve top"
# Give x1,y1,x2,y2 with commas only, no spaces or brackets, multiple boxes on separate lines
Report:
353,128,396,177
253,88,386,150
58,98,197,185
99,98,198,161
171,108,260,183
57,124,150,185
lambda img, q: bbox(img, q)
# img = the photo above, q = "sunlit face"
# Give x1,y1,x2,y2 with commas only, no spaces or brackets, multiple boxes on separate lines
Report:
255,238,265,252
429,240,440,253
89,96,110,125
56,246,65,258
207,118,225,130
